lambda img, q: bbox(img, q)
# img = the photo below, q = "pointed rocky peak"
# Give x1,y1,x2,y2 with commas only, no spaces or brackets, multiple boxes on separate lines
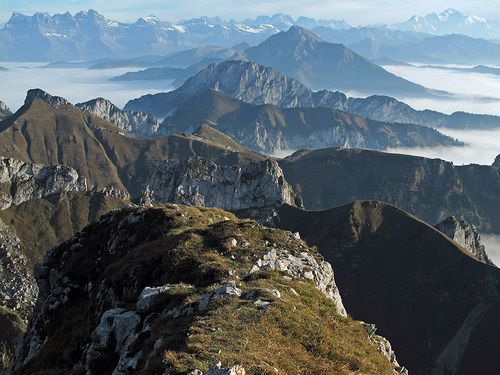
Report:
494,155,500,167
277,25,324,44
24,89,71,109
435,216,494,265
76,97,119,113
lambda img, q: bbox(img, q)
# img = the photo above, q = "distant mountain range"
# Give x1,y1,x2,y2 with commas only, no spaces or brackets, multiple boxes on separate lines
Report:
80,87,458,153
350,33,500,65
0,10,350,61
114,26,438,97
393,9,500,39
2,9,500,65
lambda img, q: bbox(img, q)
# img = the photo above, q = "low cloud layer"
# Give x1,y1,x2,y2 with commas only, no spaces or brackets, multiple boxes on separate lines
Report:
388,128,500,166
0,62,171,110
381,64,500,116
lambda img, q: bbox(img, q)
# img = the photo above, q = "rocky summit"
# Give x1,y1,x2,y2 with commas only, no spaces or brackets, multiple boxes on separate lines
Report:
13,204,403,374
244,26,433,96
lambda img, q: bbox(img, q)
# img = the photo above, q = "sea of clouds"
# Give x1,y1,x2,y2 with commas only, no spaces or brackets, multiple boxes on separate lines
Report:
381,63,500,115
0,62,173,111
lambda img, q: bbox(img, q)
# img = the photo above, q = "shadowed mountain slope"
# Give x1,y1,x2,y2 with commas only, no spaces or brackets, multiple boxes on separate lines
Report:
238,201,500,375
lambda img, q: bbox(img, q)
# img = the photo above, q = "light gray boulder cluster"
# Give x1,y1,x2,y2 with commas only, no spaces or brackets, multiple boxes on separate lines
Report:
189,362,246,375
249,246,347,316
0,157,87,210
362,323,408,374
142,157,302,210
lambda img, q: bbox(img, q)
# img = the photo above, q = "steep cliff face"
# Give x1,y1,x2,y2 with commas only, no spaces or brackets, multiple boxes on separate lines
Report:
435,216,494,265
456,164,500,233
142,157,302,210
0,158,87,210
0,218,37,320
279,148,480,227
238,202,500,375
14,205,400,375
76,98,161,136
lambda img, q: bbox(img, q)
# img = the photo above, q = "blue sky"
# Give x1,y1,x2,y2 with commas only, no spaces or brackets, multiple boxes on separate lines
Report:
1,0,500,25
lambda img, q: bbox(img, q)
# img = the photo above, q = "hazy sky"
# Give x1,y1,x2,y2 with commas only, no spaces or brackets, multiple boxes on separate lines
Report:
1,0,500,25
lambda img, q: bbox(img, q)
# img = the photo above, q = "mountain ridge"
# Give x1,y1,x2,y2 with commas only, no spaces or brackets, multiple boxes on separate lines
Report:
237,201,500,374
244,26,439,96
125,59,500,129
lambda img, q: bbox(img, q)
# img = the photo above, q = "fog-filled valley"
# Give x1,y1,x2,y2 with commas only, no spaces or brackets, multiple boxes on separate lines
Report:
0,62,173,110
381,63,500,115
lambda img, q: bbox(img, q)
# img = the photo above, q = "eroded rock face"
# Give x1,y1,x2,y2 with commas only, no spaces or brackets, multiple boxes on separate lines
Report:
142,157,302,210
436,216,494,265
0,158,88,210
76,98,161,136
0,219,37,320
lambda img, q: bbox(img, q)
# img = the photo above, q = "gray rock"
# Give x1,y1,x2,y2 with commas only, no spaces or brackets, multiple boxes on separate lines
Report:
142,157,302,210
167,282,242,318
205,362,246,375
362,323,408,374
0,218,37,320
76,97,161,136
436,216,494,265
137,284,193,313
86,308,142,374
494,154,500,168
254,299,271,310
250,247,347,316
0,157,87,210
